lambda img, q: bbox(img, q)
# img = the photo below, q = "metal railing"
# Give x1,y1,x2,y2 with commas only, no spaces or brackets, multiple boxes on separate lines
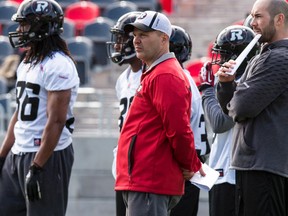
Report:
0,87,120,135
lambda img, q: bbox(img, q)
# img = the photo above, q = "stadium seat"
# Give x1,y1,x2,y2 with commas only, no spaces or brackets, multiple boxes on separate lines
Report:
102,1,137,22
56,0,79,10
128,0,162,11
64,1,101,35
7,0,24,5
0,36,14,65
0,2,18,29
89,0,117,13
83,16,114,42
62,19,76,39
160,0,172,14
83,17,114,67
67,36,94,86
1,22,18,37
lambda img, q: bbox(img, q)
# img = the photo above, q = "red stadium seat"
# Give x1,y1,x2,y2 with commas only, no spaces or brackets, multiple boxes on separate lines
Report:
160,0,173,14
7,0,24,5
64,1,101,35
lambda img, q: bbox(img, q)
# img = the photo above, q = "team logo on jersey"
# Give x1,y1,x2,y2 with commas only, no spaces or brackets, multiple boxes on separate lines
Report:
34,138,42,146
215,169,224,177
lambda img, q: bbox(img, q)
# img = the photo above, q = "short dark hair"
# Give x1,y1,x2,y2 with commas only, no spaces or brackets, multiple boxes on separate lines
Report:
268,0,288,24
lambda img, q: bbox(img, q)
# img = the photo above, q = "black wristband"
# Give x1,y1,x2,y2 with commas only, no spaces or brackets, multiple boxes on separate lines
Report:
29,164,43,173
198,84,212,92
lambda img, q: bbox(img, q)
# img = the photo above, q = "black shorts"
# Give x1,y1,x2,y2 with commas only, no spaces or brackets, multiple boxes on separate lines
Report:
116,190,126,216
236,170,288,216
0,144,74,216
209,182,236,216
170,180,200,216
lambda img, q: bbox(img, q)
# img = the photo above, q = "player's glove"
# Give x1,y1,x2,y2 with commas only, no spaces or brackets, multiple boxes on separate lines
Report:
198,61,215,91
25,164,43,202
0,157,6,174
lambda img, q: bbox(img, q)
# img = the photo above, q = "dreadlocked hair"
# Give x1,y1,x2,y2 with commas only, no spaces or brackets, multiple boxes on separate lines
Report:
24,34,76,65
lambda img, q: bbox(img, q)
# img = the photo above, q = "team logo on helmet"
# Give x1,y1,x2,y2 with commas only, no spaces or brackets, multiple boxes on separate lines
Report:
224,29,247,45
32,0,52,15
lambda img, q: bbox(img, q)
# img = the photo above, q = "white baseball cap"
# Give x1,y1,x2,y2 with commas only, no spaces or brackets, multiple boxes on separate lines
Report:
124,11,172,38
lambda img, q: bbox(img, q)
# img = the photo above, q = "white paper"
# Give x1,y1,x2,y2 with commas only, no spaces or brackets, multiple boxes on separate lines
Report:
189,163,220,191
226,34,261,75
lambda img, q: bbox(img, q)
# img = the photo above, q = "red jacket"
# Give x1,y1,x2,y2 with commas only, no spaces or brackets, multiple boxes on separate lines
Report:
115,54,201,195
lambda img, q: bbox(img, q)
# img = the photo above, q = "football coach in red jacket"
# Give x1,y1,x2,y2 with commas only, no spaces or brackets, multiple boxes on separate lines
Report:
115,10,205,216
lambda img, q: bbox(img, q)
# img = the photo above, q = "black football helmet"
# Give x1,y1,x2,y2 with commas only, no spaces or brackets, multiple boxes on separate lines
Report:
106,11,141,65
9,0,64,48
211,25,259,66
169,25,192,64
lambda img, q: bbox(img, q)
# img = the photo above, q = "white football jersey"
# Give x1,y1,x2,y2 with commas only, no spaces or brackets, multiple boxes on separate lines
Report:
115,66,142,130
184,69,209,155
11,52,79,154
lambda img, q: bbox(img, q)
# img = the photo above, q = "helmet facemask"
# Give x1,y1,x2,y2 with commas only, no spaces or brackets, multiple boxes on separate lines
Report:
107,29,136,66
211,45,238,66
106,11,141,66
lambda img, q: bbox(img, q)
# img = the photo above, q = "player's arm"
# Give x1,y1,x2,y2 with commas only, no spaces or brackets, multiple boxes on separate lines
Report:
199,61,234,132
32,89,71,167
202,87,235,133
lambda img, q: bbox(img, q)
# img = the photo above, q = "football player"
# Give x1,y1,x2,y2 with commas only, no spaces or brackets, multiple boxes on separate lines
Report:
107,11,143,216
0,0,79,215
198,25,259,216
